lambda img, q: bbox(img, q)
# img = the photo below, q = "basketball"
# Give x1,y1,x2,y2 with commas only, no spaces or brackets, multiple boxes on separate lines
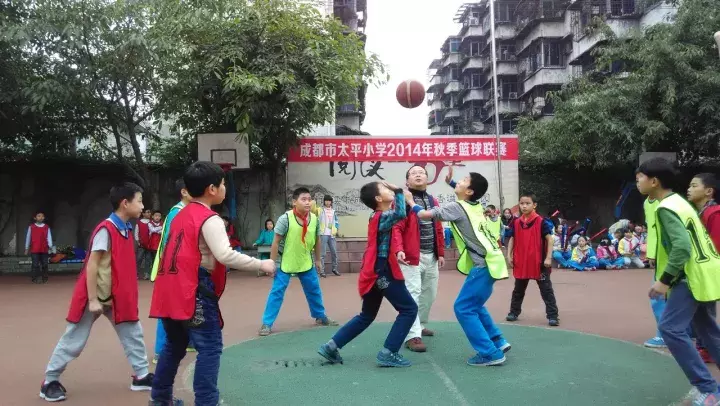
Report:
396,80,425,109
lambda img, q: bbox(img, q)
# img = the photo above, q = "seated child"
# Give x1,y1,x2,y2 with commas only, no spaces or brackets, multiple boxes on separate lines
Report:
318,182,417,367
618,228,645,268
567,236,599,271
222,216,242,253
252,219,275,260
596,238,624,270
551,224,571,268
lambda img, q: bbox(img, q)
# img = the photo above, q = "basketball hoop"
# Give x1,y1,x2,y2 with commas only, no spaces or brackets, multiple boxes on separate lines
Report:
218,163,233,173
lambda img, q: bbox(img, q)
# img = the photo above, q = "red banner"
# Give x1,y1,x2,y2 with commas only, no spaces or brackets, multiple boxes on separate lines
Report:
287,137,519,162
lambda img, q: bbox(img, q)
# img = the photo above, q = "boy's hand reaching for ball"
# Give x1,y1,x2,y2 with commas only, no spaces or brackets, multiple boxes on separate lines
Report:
445,166,454,184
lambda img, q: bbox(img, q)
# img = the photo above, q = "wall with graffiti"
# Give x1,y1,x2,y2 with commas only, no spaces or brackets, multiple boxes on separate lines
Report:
287,136,519,238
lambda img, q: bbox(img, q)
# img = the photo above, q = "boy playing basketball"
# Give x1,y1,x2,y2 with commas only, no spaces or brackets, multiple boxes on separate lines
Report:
638,158,720,405
505,193,560,327
40,183,152,402
411,167,512,366
149,162,275,406
318,182,418,367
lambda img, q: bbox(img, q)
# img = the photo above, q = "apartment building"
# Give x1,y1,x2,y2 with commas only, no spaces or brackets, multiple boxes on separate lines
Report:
427,0,677,136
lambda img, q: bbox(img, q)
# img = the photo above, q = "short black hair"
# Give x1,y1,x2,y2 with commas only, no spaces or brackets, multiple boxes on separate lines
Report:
636,157,678,190
323,194,333,203
694,173,718,199
143,208,152,213
486,204,496,210
519,193,537,203
109,182,143,211
152,210,162,215
221,215,230,221
184,161,225,198
468,172,488,202
175,178,186,199
292,187,311,200
405,165,427,179
360,182,381,209
34,211,45,216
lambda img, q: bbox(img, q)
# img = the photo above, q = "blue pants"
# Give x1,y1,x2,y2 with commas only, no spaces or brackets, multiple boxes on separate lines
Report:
454,267,504,358
567,258,599,271
152,269,223,406
651,290,667,338
155,320,195,355
659,280,720,394
598,257,624,269
552,251,570,267
332,263,417,353
261,267,327,327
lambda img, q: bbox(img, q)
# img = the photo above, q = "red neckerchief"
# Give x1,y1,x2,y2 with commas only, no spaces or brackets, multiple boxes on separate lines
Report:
293,208,309,243
519,211,539,226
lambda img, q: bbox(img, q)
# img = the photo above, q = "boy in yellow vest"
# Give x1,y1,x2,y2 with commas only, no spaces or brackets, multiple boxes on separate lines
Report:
643,195,665,348
638,158,720,404
484,204,502,244
412,167,510,366
258,187,338,336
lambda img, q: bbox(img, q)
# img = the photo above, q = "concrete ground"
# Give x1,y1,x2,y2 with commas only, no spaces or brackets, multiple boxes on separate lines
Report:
1,269,712,405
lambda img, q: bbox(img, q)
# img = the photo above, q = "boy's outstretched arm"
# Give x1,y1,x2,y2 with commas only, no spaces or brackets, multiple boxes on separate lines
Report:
378,189,411,232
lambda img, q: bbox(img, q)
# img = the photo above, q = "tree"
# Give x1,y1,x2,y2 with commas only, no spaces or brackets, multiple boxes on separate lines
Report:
516,0,720,168
4,0,187,206
154,0,386,171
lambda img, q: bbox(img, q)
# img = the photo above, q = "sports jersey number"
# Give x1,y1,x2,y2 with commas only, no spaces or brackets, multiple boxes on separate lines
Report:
157,231,184,275
685,220,718,263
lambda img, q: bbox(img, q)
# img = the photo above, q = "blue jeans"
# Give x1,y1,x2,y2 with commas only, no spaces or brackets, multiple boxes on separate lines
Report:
319,235,338,273
261,267,327,326
152,269,223,405
155,320,195,355
332,260,417,353
651,292,667,338
552,251,570,267
659,280,720,393
455,267,504,357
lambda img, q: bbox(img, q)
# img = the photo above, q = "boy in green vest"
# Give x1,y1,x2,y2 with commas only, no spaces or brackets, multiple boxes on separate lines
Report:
643,195,665,348
258,187,338,336
484,204,502,243
637,158,720,405
412,167,511,366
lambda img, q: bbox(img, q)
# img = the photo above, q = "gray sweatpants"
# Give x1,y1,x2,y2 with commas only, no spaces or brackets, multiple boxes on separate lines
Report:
45,306,150,382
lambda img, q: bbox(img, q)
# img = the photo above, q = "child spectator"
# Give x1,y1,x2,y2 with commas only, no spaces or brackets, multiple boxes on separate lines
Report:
551,224,571,268
501,208,514,246
596,239,624,270
611,230,623,252
222,216,242,253
619,228,645,268
318,182,417,367
485,205,502,243
135,209,152,279
252,219,275,260
25,211,54,284
567,236,599,271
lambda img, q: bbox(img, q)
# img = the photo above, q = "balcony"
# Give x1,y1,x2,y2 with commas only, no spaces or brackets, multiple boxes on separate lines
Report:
337,103,361,115
569,17,641,65
521,67,570,96
441,108,461,124
429,124,447,135
461,55,485,72
485,99,521,119
427,74,446,93
483,58,518,75
444,80,461,94
462,89,486,103
428,98,443,112
516,21,566,54
461,24,484,41
485,24,516,44
442,52,462,68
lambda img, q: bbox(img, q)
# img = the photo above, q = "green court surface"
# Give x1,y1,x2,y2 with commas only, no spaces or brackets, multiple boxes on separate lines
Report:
215,323,689,405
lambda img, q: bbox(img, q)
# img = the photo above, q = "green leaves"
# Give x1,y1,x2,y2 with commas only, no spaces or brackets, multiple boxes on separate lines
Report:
518,0,720,168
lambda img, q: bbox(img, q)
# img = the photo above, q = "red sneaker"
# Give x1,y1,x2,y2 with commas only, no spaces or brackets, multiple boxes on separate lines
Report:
698,347,714,363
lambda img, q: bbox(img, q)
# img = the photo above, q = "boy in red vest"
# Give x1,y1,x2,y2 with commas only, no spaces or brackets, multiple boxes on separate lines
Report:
392,165,445,353
40,183,152,402
505,193,560,327
149,161,275,406
25,211,54,284
687,173,720,364
148,210,163,253
318,182,418,367
135,208,152,279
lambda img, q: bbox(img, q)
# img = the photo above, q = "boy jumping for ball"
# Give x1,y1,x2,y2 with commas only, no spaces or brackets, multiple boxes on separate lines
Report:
410,167,511,366
318,182,419,367
638,158,720,405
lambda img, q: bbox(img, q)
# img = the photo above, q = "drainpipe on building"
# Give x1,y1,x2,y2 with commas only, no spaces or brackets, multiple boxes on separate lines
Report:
488,0,505,209
715,31,720,58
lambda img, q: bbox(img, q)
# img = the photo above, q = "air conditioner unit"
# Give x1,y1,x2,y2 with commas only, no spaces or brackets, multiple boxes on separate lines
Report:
508,92,518,99
469,18,480,25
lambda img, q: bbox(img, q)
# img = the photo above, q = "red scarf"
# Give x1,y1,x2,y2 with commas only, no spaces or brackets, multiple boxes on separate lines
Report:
294,208,309,243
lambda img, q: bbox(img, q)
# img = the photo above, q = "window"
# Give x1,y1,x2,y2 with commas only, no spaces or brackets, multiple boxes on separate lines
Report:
450,67,459,81
471,11,481,25
501,81,518,97
471,73,481,88
473,102,482,119
470,42,482,56
498,45,516,61
502,120,518,134
543,41,563,67
450,39,460,53
495,3,516,22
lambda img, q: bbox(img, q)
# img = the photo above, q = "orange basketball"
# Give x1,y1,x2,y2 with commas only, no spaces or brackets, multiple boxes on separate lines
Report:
396,80,425,109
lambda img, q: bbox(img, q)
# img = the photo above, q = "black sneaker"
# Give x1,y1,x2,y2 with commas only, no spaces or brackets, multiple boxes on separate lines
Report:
332,270,340,276
148,399,184,406
39,380,67,402
548,319,560,327
506,313,518,322
131,373,154,391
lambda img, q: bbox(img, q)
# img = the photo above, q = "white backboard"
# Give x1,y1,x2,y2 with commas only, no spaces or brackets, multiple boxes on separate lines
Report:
197,133,250,169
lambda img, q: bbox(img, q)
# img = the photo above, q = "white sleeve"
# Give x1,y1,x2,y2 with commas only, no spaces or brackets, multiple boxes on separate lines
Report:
201,216,262,271
91,228,110,252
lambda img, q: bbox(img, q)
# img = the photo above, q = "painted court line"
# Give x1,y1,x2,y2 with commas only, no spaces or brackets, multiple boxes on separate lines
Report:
426,354,471,406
